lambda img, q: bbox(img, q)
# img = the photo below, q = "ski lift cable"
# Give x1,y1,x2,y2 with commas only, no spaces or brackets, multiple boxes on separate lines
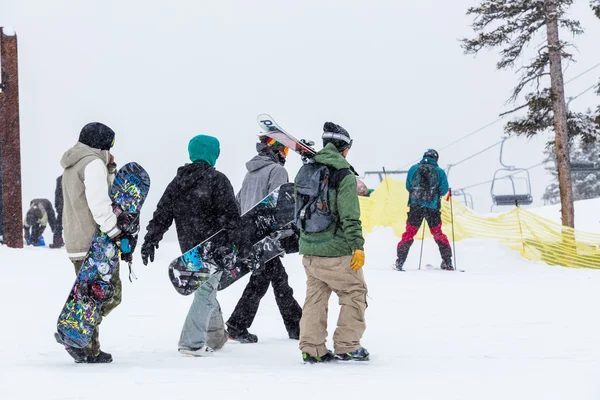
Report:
448,139,507,169
567,83,598,103
395,62,600,171
564,62,600,85
458,161,546,191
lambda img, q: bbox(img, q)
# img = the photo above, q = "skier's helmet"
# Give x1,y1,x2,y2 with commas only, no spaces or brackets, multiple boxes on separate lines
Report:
257,136,289,156
322,122,352,152
423,149,439,162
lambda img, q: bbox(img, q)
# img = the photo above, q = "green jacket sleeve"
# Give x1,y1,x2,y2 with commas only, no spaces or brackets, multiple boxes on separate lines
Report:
336,173,365,251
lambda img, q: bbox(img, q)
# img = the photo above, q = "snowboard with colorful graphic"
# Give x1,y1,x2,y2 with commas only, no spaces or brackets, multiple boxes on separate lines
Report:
168,182,297,294
56,162,150,348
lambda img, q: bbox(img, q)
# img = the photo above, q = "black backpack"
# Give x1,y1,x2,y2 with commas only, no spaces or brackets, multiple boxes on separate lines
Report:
294,163,351,233
409,163,440,203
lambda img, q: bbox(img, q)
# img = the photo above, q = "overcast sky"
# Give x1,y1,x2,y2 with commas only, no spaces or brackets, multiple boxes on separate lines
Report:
1,0,599,224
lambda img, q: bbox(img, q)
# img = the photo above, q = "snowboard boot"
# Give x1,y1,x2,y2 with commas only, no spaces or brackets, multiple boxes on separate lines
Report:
54,332,87,363
302,350,335,364
83,350,113,363
227,325,258,343
441,260,454,271
178,345,214,357
335,347,370,361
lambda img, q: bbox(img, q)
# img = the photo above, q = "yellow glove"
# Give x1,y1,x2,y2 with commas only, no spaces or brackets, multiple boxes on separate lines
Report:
351,249,365,271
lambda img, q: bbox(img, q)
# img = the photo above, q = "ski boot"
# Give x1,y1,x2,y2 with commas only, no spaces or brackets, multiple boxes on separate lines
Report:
302,350,335,364
394,259,404,271
441,260,454,271
335,347,370,361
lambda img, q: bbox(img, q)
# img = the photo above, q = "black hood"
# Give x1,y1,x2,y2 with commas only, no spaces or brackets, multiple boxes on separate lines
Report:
78,122,115,151
174,162,212,191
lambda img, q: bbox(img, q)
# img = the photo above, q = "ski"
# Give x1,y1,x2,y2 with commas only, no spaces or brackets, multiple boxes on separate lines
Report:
257,113,316,160
392,263,465,272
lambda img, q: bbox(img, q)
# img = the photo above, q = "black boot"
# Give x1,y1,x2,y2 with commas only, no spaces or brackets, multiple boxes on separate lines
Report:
302,350,335,364
288,328,300,340
82,350,113,363
441,260,454,271
227,324,258,343
394,258,405,271
50,234,64,249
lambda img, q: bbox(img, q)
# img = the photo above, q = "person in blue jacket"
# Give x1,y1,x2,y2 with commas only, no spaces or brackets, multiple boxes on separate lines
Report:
395,149,453,271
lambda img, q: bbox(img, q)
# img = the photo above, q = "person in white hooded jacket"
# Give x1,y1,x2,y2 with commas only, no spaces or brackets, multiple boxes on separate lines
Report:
57,122,122,364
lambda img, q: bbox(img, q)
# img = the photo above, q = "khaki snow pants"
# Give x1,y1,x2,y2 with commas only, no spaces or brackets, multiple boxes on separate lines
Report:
299,255,368,357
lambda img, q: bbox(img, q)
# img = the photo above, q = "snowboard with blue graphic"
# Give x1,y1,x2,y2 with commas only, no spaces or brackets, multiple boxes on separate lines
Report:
168,182,297,294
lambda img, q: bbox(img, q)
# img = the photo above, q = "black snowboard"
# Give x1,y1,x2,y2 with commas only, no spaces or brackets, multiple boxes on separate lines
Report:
168,182,297,294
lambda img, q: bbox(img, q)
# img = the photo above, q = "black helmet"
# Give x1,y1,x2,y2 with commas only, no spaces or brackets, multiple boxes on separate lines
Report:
423,149,439,162
322,122,352,152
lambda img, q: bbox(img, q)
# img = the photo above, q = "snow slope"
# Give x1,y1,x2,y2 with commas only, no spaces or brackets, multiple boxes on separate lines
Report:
1,229,600,400
529,197,600,234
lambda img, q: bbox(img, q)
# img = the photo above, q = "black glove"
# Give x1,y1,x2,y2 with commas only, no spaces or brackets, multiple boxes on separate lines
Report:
141,241,158,266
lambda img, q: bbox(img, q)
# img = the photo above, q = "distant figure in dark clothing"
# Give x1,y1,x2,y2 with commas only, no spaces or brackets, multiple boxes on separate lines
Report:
23,199,57,246
50,175,65,248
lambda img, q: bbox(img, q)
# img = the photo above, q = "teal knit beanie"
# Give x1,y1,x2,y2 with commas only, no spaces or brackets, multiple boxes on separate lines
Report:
188,134,220,166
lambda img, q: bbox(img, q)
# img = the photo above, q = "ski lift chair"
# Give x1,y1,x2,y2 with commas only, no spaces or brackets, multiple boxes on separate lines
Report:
452,189,474,209
570,162,600,173
490,138,533,211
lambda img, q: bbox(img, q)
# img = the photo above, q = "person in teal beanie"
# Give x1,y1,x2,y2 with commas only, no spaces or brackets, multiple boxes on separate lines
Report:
188,134,220,166
141,134,242,356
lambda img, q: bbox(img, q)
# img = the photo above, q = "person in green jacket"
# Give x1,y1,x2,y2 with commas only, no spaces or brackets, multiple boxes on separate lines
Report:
296,121,369,363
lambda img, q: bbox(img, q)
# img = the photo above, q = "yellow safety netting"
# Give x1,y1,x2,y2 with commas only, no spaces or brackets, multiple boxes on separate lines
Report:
358,177,600,269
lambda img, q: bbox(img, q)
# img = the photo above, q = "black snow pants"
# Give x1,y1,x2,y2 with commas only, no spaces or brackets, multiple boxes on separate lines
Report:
226,257,302,336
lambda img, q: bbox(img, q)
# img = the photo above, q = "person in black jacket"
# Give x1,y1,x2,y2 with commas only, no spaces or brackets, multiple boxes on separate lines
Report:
50,175,65,248
140,134,242,356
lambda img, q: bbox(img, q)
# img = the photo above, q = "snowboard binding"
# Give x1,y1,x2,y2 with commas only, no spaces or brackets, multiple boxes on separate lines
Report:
74,280,115,302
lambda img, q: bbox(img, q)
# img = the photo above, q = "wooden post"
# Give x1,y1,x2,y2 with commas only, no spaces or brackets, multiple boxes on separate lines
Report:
0,27,23,248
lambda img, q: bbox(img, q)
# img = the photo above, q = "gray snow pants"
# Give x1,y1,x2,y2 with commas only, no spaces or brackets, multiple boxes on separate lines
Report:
178,272,228,351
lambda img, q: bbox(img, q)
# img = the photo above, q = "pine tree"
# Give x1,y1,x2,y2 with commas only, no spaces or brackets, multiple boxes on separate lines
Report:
592,0,600,18
461,0,596,228
543,138,600,204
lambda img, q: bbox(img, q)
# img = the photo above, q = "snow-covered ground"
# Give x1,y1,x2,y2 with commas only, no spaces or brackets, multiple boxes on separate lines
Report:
2,227,600,399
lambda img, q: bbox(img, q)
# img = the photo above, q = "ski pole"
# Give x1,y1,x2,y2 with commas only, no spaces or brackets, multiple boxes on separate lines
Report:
418,221,425,270
448,188,457,271
382,167,390,194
